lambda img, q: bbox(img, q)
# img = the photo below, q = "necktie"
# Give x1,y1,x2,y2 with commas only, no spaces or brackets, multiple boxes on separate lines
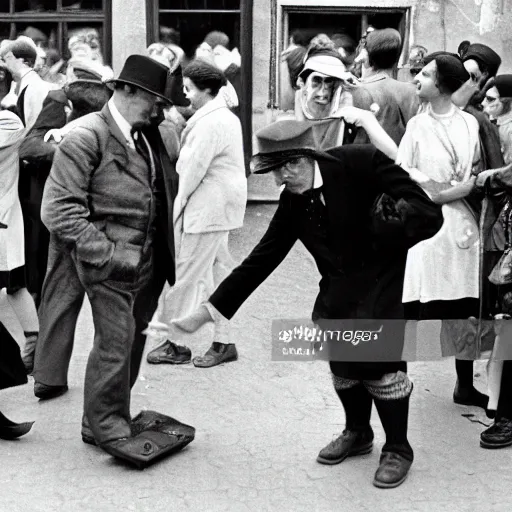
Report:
131,128,150,164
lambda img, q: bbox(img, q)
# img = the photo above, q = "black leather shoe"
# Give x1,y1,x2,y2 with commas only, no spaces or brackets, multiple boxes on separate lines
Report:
316,428,374,465
192,342,238,368
453,382,488,410
0,412,34,440
34,382,68,400
146,340,192,365
373,452,412,489
81,422,97,446
480,417,512,449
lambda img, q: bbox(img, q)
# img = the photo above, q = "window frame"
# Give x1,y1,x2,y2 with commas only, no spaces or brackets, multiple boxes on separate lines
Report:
146,0,253,172
0,0,112,64
271,0,416,109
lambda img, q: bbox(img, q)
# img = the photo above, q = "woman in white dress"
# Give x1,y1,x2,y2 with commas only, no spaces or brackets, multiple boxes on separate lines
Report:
397,52,489,408
0,106,39,374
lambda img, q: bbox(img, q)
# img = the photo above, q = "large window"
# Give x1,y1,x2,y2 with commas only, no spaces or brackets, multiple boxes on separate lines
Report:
148,0,241,60
147,1,253,170
274,2,412,109
0,0,112,64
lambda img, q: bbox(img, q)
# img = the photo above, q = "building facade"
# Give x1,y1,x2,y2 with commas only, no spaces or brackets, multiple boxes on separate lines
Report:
2,0,511,198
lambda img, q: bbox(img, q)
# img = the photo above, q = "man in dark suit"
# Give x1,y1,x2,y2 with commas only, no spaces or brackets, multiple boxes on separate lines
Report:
360,28,419,146
32,55,191,466
172,120,443,488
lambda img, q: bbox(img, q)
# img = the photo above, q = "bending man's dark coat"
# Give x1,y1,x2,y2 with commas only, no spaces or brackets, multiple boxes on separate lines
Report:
209,145,444,379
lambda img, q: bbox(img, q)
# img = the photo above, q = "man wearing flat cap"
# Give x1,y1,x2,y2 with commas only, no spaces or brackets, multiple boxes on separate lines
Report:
32,55,193,466
171,119,444,488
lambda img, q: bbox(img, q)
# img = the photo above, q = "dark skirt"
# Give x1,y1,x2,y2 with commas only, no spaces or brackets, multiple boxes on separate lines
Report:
404,298,484,360
0,322,28,390
0,265,26,294
403,298,480,320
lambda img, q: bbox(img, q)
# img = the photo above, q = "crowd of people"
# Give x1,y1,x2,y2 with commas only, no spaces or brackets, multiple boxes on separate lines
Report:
0,23,512,489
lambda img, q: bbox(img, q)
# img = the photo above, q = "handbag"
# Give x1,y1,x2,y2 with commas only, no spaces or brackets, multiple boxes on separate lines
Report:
489,201,512,285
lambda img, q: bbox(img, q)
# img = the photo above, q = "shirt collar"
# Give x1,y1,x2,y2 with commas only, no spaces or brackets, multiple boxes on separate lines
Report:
313,161,323,189
108,98,134,146
18,68,37,88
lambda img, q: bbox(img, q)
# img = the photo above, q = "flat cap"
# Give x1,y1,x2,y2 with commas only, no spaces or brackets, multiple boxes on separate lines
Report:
254,120,318,155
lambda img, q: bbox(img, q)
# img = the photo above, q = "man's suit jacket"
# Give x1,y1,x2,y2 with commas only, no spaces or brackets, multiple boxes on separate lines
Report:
209,145,443,323
361,74,419,146
42,104,179,287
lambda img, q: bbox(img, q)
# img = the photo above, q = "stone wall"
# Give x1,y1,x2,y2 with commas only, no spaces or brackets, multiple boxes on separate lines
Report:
112,0,148,73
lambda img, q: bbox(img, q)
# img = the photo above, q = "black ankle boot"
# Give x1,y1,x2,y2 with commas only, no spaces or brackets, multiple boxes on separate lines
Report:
453,379,489,409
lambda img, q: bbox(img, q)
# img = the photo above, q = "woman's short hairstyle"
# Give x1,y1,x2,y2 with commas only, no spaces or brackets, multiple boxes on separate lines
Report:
484,76,512,116
423,52,469,95
183,59,227,97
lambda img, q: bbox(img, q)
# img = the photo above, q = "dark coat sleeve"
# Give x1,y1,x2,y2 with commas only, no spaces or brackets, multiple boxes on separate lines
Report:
19,90,68,163
370,148,444,251
209,196,298,319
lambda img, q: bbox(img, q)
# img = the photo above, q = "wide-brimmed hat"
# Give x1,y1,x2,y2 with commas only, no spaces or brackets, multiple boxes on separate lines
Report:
104,54,172,103
299,54,352,81
251,120,340,174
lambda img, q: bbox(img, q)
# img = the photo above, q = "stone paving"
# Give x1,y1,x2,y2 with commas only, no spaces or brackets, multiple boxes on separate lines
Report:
1,204,511,512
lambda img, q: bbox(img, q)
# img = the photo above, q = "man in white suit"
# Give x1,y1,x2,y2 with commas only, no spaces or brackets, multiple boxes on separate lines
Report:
147,59,247,368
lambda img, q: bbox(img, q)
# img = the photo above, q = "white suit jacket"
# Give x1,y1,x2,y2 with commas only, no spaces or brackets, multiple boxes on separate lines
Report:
174,96,247,234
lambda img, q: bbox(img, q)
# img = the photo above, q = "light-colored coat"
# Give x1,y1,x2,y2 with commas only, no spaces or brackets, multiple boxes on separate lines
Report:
174,96,247,234
0,110,25,271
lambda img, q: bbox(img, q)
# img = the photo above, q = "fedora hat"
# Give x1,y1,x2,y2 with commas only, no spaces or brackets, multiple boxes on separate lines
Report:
251,119,340,174
105,54,172,103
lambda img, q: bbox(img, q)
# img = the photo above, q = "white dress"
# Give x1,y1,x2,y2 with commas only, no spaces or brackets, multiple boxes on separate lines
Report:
0,110,26,274
397,104,481,303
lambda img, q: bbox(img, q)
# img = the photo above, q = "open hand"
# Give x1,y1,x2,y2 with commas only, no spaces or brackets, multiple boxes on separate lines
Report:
335,105,370,127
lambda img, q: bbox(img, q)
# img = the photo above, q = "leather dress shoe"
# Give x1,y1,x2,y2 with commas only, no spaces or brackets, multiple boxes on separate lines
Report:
193,342,238,368
81,420,97,446
453,382,488,410
480,417,512,449
34,382,68,400
373,452,412,489
0,412,34,440
146,340,192,365
317,428,374,465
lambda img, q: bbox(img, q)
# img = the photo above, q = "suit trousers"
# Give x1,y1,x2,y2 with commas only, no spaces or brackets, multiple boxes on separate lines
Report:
34,237,86,387
34,236,165,444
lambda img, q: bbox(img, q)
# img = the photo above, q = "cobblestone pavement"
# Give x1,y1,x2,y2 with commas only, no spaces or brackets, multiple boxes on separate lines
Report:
1,204,511,512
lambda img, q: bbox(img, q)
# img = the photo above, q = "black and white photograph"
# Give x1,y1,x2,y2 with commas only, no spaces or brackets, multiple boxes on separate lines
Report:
0,0,512,510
